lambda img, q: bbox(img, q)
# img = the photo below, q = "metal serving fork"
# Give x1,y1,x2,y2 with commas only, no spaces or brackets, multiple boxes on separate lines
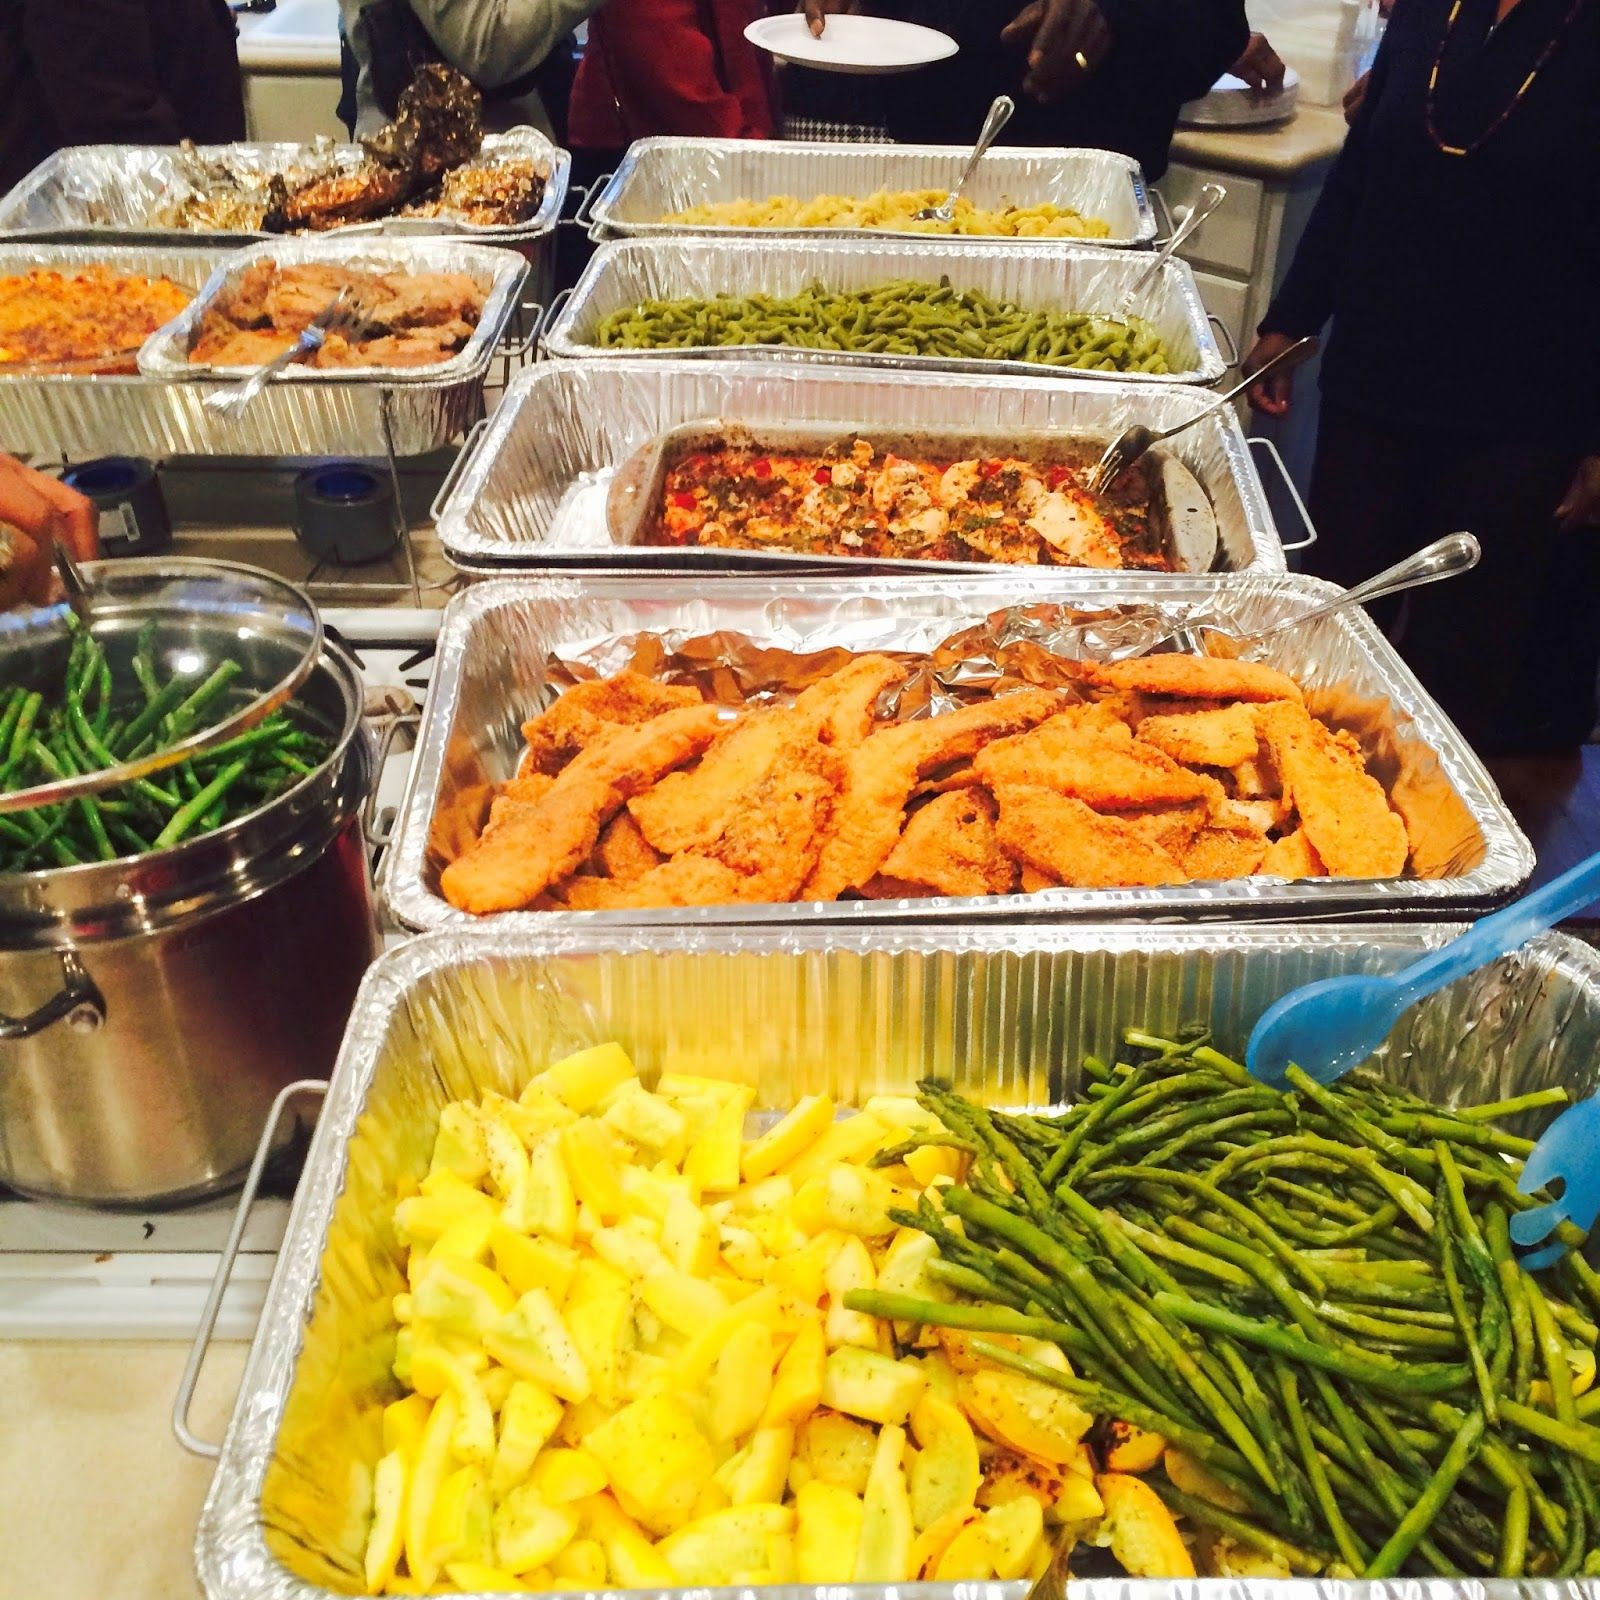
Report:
1097,181,1226,330
1131,532,1480,659
912,96,1015,223
1084,336,1317,494
202,287,355,420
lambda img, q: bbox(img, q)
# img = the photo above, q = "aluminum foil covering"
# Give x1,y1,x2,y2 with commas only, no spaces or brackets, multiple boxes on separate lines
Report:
588,137,1155,248
138,236,528,385
0,132,569,245
544,237,1225,386
382,574,1530,933
434,358,1282,575
198,921,1600,1600
0,241,499,459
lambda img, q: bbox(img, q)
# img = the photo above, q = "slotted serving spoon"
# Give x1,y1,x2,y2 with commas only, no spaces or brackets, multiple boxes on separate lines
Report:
1085,336,1316,494
1246,849,1600,1090
1134,531,1480,658
1098,181,1226,329
912,95,1015,222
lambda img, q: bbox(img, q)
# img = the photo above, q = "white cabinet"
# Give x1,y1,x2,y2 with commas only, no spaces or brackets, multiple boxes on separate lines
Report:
1157,106,1346,496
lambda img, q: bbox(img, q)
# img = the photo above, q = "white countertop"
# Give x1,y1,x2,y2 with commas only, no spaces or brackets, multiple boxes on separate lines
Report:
235,0,342,73
2,1339,247,1600
1171,102,1348,181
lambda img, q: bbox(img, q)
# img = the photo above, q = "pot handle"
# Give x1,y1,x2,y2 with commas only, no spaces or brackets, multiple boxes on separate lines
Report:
0,952,105,1040
172,1077,328,1459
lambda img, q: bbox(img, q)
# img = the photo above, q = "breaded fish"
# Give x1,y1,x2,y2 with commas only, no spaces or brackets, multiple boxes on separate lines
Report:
520,671,705,775
1181,822,1269,880
698,753,841,902
1074,655,1304,704
1121,800,1211,858
1138,702,1261,769
626,657,902,856
593,810,663,882
880,789,1015,898
560,856,747,910
1260,827,1326,878
974,713,1211,811
993,786,1187,888
1255,701,1407,877
441,705,722,913
803,688,1062,899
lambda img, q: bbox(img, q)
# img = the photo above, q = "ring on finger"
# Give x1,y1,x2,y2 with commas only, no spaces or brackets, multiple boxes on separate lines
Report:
1074,49,1090,69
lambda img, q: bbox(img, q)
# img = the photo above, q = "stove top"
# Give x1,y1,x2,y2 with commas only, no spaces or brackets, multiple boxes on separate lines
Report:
0,606,443,1340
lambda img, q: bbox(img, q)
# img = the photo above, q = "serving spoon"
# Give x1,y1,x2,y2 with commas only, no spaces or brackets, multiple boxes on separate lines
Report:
1098,181,1226,329
1084,336,1317,494
912,96,1015,223
1246,850,1600,1089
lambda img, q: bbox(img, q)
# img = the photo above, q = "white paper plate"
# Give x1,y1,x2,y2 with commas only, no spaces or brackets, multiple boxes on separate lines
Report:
744,13,959,74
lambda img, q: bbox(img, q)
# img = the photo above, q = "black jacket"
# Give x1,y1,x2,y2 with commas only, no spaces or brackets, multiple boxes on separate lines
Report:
1262,0,1600,449
871,0,1248,178
1,0,247,197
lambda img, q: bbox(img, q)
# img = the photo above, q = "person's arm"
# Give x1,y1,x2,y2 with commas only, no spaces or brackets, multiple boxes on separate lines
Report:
416,0,606,90
585,0,764,139
1256,36,1390,341
0,456,98,611
997,0,1249,104
20,0,182,144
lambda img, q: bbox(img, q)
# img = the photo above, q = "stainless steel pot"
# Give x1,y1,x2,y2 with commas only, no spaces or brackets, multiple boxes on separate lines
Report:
0,639,376,1206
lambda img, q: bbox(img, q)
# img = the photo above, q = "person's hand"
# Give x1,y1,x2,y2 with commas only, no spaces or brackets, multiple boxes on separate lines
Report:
1556,455,1600,532
801,0,858,38
1343,69,1371,123
999,0,1113,102
1241,331,1311,417
0,455,98,610
1231,32,1286,93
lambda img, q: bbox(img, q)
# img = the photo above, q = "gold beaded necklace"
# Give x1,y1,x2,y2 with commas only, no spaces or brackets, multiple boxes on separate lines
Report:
1425,0,1589,156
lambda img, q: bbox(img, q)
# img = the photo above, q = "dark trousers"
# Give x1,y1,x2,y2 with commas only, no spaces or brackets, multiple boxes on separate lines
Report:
1307,403,1600,755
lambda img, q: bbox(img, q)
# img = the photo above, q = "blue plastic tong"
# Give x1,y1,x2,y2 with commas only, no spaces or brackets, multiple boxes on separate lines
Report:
1245,850,1600,1266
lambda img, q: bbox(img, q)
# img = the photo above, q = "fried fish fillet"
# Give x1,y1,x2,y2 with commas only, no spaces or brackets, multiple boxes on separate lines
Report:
1181,822,1269,880
1137,702,1261,769
519,671,706,775
974,713,1212,811
1255,701,1408,877
1121,800,1211,858
880,789,1016,898
442,705,722,913
993,786,1187,888
593,810,664,882
1074,655,1304,704
1260,827,1327,878
697,752,842,902
559,856,747,910
625,657,899,856
803,688,1063,899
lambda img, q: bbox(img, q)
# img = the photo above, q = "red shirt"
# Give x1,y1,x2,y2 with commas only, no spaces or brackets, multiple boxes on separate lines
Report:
570,0,774,148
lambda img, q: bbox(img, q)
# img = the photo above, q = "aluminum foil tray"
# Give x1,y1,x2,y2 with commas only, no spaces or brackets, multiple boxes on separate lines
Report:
139,236,528,385
199,920,1600,1600
0,242,500,458
588,136,1155,247
0,131,569,246
544,237,1225,386
433,358,1282,574
382,574,1531,932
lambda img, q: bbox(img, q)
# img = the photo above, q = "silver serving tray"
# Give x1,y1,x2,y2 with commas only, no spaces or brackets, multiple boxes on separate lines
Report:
0,131,569,246
200,921,1600,1600
381,574,1531,932
0,242,506,458
138,236,528,385
589,136,1155,248
432,359,1283,575
543,237,1226,386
